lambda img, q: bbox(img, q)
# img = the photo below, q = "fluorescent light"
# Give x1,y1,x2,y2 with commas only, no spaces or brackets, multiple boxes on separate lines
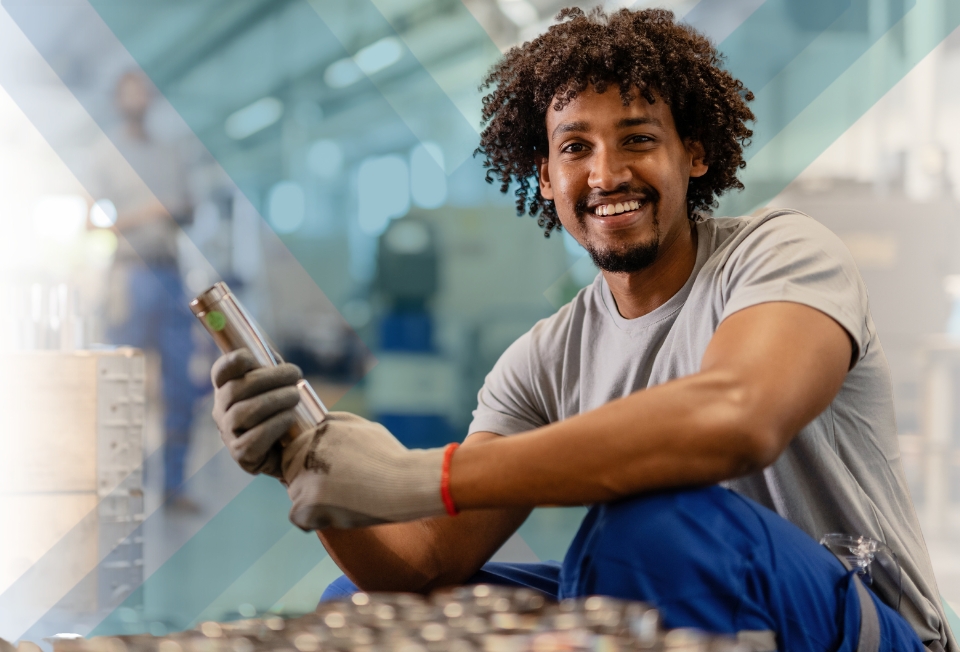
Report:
324,58,364,89
225,97,283,140
355,37,403,75
324,36,404,89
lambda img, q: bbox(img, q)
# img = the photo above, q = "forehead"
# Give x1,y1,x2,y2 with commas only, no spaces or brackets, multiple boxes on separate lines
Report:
545,86,676,138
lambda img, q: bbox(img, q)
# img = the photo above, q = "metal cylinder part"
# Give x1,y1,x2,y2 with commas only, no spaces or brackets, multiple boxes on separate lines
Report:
190,281,327,443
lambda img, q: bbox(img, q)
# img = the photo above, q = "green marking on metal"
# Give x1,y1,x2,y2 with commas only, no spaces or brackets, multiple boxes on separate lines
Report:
206,310,226,332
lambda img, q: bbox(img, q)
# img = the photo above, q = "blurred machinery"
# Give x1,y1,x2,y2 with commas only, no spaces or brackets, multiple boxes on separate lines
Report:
369,218,458,448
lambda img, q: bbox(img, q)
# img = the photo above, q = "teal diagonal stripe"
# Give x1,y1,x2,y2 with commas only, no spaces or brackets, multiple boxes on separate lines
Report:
89,476,307,635
718,0,960,216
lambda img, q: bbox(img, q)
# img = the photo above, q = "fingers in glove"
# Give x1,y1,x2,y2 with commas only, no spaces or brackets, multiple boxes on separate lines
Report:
227,385,301,433
226,408,298,475
219,363,300,407
211,349,258,388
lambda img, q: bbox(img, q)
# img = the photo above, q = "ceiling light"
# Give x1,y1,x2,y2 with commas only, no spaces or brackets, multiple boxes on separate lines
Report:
324,36,404,89
225,97,283,140
354,37,403,75
324,58,364,89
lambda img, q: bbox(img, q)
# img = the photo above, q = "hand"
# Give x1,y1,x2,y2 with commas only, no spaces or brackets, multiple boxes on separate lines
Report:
211,349,302,478
281,412,447,530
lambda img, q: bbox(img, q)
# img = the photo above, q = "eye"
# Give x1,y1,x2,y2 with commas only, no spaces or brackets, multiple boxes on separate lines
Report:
626,135,652,145
560,142,587,154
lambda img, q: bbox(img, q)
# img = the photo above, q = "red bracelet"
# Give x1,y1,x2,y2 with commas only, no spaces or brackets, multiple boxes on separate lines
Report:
440,442,460,517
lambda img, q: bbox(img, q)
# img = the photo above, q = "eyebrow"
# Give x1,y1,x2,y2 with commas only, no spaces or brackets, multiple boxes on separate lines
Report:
551,116,663,140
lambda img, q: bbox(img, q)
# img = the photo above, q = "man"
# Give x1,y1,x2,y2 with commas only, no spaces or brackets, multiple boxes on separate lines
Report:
95,71,200,509
210,8,954,651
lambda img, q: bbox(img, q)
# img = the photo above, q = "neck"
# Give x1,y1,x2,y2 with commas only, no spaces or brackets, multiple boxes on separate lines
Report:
602,219,698,319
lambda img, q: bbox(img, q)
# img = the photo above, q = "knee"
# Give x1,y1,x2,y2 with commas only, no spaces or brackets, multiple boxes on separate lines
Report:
566,487,766,595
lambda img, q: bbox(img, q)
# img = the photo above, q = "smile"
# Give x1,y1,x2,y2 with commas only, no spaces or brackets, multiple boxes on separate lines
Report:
594,199,643,216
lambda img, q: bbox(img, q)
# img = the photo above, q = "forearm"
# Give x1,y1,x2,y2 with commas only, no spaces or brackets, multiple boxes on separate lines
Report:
317,520,445,593
451,370,771,509
318,506,531,592
316,430,532,593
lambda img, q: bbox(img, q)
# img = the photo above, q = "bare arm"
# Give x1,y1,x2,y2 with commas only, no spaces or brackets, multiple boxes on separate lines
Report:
317,431,532,592
450,302,853,508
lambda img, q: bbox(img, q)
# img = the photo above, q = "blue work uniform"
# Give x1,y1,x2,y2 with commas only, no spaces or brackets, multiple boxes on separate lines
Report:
322,486,925,652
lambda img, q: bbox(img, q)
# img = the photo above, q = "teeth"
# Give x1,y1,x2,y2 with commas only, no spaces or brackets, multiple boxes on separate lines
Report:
595,200,642,216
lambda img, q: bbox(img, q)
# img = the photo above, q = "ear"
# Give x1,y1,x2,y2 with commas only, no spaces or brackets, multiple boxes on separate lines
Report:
537,154,555,200
686,140,708,179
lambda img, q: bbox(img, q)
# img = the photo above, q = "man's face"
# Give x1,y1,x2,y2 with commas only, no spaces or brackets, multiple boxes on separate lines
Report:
538,85,707,273
116,73,152,121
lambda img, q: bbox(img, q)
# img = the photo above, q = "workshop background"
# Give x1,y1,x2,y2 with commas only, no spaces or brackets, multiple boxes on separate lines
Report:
0,0,959,641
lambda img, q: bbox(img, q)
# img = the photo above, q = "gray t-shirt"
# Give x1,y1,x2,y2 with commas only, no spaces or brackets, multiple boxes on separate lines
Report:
469,208,954,650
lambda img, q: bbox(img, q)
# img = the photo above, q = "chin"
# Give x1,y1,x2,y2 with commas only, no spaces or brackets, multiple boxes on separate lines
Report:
586,239,660,273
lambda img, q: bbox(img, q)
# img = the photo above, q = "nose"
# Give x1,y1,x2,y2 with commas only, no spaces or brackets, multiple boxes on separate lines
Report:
587,146,631,191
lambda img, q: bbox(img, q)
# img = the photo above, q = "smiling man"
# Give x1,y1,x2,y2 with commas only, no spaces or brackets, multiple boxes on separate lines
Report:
209,7,955,652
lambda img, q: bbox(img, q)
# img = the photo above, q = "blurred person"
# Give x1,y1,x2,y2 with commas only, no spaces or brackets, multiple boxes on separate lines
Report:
208,8,954,652
94,70,201,511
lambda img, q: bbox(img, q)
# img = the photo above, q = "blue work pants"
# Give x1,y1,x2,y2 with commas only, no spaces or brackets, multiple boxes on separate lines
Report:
322,486,924,652
107,263,200,494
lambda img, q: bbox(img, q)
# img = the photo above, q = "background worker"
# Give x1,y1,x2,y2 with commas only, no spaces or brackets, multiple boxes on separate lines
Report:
210,8,954,652
94,71,201,509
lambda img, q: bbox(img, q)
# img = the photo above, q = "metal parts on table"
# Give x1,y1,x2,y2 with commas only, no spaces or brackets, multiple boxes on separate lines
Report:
51,585,763,652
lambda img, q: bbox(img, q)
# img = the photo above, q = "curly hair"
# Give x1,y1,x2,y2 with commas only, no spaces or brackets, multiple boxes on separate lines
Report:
476,7,755,236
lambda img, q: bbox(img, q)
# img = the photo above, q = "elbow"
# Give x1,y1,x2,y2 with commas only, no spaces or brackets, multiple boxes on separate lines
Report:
713,378,788,475
739,424,785,472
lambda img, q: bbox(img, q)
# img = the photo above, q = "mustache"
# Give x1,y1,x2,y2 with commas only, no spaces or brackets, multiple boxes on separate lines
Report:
574,184,661,216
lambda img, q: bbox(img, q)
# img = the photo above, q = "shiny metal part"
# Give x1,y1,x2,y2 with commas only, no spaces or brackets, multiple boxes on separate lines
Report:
190,282,327,443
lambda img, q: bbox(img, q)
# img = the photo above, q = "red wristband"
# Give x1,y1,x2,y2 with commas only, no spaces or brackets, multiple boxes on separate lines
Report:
440,442,460,517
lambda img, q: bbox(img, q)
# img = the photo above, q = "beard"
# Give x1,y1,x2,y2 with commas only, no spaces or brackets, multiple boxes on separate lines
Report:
573,185,661,273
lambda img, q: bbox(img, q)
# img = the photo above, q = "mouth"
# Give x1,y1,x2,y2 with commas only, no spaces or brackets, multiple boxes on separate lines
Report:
583,195,655,229
591,198,646,217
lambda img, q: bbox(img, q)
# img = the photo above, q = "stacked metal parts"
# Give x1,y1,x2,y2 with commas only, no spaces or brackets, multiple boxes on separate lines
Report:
50,586,756,652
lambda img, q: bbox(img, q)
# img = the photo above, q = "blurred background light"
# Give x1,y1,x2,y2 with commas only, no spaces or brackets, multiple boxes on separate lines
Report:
324,58,364,89
358,155,410,236
497,0,539,27
88,198,117,228
307,139,344,179
268,181,306,234
410,142,447,209
224,97,283,140
325,36,404,89
355,37,403,75
33,195,87,242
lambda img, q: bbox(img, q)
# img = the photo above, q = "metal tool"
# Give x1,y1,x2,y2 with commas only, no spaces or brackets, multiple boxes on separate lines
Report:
190,281,327,443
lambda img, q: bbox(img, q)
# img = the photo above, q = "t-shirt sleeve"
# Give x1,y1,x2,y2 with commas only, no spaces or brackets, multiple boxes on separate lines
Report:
720,211,870,364
467,330,550,436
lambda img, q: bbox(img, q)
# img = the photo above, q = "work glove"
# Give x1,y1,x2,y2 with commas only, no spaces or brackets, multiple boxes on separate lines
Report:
211,348,302,478
281,411,447,530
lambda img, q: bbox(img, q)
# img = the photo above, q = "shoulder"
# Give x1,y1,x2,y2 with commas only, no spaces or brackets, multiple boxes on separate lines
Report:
703,208,857,271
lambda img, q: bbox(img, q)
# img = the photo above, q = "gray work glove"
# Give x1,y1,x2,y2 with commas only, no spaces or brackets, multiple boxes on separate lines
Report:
211,348,302,478
281,412,447,530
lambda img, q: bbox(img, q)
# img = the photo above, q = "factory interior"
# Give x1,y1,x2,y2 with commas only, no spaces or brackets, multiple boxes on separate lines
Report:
1,0,960,646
